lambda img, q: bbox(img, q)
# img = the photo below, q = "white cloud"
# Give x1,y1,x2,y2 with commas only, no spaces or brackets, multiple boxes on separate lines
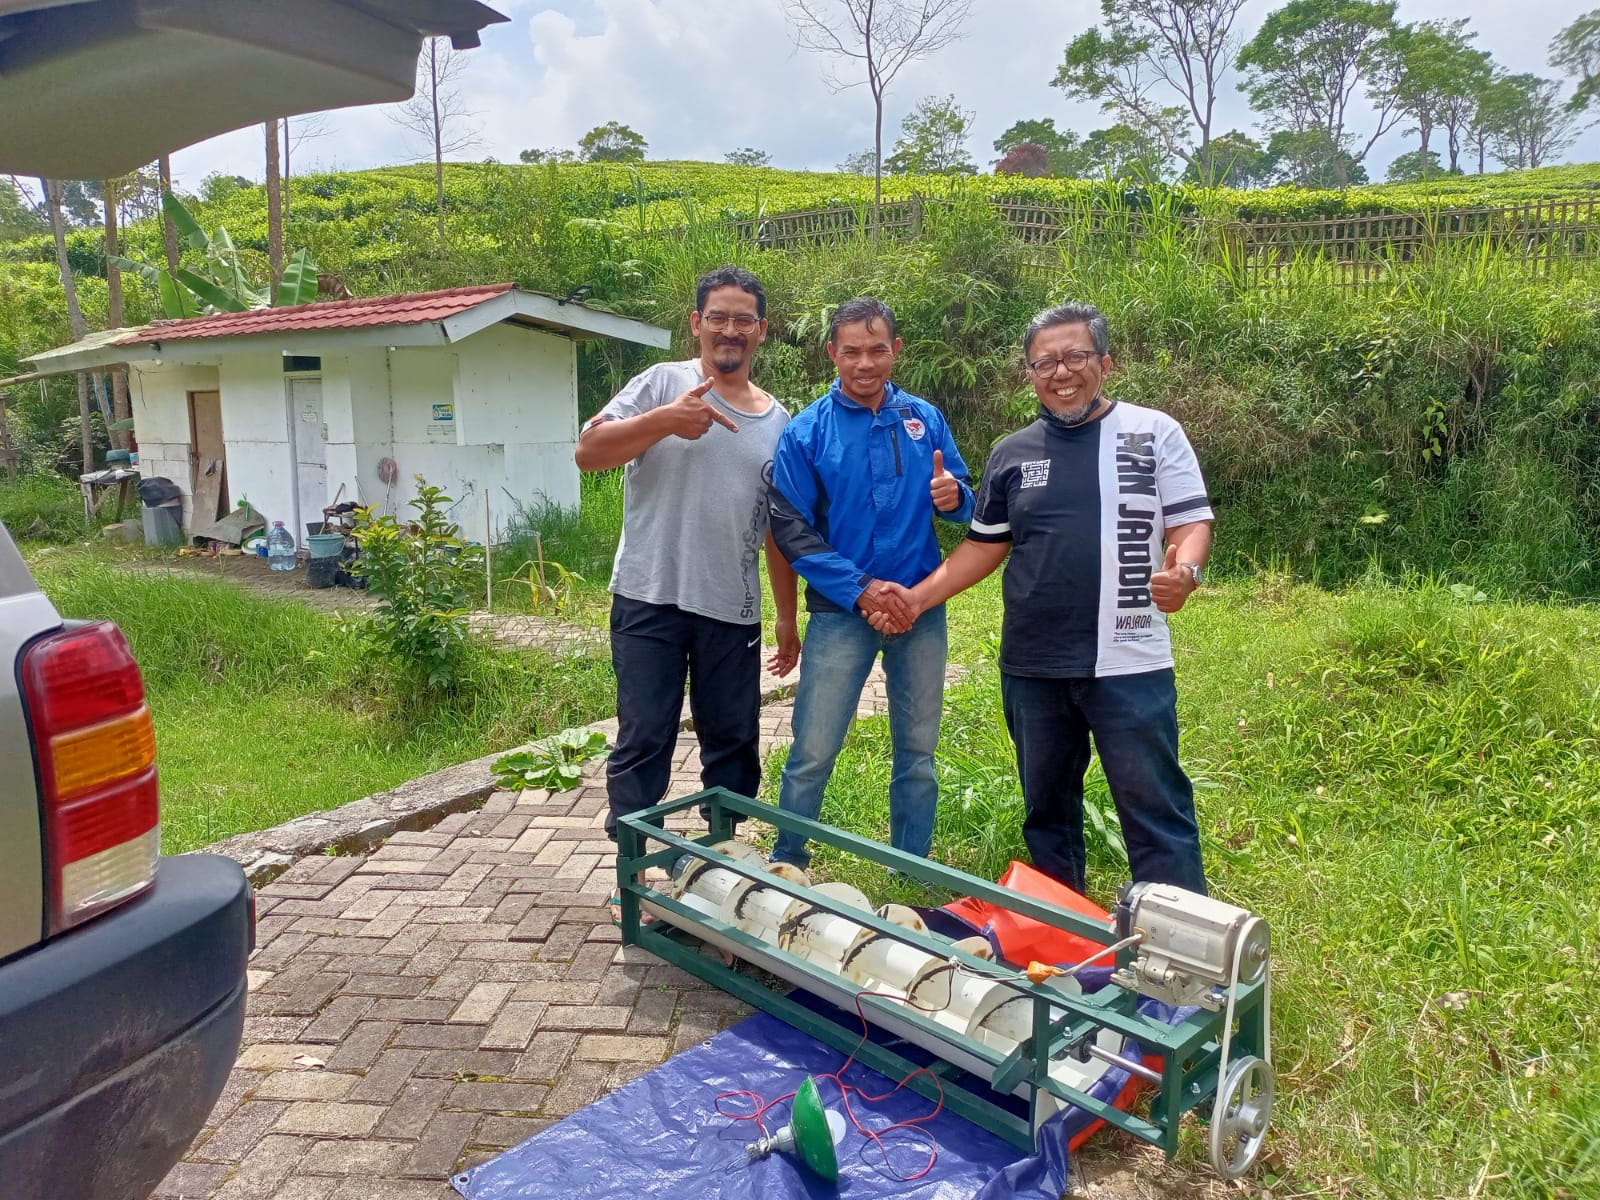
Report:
166,0,1598,191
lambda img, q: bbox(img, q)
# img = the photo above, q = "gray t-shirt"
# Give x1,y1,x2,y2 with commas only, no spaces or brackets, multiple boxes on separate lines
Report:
595,359,788,626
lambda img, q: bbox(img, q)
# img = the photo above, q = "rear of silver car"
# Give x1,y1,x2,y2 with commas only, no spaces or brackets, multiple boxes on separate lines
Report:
0,525,253,1200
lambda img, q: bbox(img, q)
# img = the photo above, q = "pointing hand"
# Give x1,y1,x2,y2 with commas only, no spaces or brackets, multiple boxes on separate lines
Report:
662,377,738,440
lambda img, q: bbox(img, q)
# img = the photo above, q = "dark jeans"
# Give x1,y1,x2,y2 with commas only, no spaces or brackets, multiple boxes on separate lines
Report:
1000,669,1206,896
605,595,761,839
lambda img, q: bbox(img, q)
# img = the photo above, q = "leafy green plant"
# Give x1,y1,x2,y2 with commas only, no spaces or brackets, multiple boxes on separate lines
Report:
350,477,484,688
501,536,585,617
109,192,318,315
492,727,609,791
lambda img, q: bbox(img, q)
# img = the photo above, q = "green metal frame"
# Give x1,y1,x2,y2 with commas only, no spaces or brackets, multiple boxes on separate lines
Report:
617,787,1268,1155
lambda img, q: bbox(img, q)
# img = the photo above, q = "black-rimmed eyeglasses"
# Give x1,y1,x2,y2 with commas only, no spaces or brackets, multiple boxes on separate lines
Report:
700,312,761,333
1028,350,1099,375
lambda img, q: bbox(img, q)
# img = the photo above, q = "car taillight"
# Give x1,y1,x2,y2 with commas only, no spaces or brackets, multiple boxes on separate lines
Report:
21,621,159,934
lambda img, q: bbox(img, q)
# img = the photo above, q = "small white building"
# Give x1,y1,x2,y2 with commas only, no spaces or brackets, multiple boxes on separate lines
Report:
23,284,669,543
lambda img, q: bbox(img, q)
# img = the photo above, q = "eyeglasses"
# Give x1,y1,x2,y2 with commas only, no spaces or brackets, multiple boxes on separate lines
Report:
1028,350,1099,375
700,312,761,333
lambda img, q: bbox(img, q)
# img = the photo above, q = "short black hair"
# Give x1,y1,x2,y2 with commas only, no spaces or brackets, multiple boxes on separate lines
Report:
828,297,898,344
696,265,766,319
1023,302,1111,359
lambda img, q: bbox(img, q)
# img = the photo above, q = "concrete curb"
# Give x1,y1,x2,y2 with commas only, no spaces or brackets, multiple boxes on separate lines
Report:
199,715,621,887
196,669,803,888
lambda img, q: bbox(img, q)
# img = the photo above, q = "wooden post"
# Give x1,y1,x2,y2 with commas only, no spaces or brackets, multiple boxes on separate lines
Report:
484,490,493,611
0,390,16,480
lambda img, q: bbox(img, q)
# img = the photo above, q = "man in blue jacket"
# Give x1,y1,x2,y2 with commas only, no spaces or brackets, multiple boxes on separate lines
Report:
768,297,974,868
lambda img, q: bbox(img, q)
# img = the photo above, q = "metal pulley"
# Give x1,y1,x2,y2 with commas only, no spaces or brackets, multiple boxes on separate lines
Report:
1208,1054,1275,1179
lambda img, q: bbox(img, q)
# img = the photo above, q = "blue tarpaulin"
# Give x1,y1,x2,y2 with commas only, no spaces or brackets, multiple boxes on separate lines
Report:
452,1006,1062,1200
453,970,1182,1200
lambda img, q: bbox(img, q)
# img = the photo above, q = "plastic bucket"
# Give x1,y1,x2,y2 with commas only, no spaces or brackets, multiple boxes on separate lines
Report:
306,556,340,589
307,532,345,560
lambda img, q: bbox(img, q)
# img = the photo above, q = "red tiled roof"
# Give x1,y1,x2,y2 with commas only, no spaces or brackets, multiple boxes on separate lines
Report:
113,283,516,343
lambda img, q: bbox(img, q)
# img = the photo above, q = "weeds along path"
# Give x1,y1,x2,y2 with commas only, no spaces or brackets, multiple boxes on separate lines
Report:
123,553,607,657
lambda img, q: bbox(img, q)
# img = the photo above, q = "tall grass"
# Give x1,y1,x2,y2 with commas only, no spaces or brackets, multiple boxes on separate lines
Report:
30,552,616,852
496,469,624,624
801,575,1600,1197
0,472,88,542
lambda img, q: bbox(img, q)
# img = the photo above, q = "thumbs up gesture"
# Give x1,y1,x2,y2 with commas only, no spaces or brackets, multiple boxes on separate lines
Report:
1151,544,1198,614
930,448,960,513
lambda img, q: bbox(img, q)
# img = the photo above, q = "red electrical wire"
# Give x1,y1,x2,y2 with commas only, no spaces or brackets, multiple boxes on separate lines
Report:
714,965,969,1183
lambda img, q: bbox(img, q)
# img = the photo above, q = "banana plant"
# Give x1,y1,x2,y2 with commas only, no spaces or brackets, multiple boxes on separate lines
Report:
110,192,321,318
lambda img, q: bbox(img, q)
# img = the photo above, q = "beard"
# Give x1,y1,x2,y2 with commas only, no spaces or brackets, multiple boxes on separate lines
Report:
1056,395,1098,423
712,337,745,374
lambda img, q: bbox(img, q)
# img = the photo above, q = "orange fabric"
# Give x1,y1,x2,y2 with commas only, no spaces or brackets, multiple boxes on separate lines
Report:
944,860,1110,967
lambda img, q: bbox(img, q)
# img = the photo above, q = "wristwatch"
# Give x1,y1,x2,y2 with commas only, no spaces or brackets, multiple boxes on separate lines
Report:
1179,562,1204,587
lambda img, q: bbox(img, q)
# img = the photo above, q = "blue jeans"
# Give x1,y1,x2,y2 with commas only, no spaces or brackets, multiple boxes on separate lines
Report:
771,606,948,868
1000,669,1206,896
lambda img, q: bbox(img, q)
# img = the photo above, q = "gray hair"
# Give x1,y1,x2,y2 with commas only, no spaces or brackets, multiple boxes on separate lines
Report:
1023,302,1110,360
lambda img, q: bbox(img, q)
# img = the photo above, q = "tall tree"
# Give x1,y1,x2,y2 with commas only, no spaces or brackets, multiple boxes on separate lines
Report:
1391,20,1491,167
837,147,878,174
1551,10,1600,112
1483,74,1583,169
884,94,977,174
1384,148,1445,182
40,179,93,475
157,155,181,275
388,37,483,236
783,0,972,237
1182,129,1273,186
577,122,648,162
1237,0,1406,187
102,175,132,447
993,118,1080,177
518,146,578,164
1,177,45,241
1261,128,1368,187
1463,73,1510,174
725,147,773,167
52,180,101,227
1053,0,1250,184
995,143,1052,177
992,117,1175,180
265,122,283,301
281,113,331,222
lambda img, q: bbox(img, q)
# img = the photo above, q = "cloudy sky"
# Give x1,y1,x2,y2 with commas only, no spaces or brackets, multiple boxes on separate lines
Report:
170,0,1598,189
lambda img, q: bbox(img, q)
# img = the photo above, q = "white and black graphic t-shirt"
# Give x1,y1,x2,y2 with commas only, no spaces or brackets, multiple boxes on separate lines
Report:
968,401,1213,678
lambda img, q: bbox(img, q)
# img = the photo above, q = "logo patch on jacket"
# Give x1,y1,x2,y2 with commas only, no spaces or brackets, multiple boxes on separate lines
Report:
902,418,926,441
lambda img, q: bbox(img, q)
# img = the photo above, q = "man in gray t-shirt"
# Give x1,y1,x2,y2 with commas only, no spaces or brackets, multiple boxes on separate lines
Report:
576,266,800,860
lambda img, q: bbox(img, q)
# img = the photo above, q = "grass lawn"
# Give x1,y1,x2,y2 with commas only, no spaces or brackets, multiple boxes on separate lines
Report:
26,549,617,853
20,472,1598,1196
762,575,1600,1199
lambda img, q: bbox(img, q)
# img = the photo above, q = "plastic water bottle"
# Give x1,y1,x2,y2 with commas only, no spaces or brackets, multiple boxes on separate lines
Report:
267,522,297,572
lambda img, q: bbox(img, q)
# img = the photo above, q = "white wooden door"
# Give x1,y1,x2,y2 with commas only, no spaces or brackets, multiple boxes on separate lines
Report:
289,377,327,543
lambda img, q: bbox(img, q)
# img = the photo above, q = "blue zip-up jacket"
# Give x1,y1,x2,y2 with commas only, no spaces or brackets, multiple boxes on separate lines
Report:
770,380,975,614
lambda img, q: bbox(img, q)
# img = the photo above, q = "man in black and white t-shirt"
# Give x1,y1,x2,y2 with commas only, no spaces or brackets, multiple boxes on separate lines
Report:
884,302,1212,895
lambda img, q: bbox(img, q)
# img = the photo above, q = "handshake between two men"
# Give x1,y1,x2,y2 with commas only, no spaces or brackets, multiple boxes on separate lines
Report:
860,444,1202,635
858,448,960,634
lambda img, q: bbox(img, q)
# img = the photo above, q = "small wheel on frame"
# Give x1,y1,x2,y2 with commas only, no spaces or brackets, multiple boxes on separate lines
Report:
1208,1055,1274,1181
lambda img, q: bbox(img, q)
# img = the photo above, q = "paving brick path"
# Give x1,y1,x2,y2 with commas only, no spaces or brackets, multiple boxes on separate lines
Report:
158,674,913,1199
